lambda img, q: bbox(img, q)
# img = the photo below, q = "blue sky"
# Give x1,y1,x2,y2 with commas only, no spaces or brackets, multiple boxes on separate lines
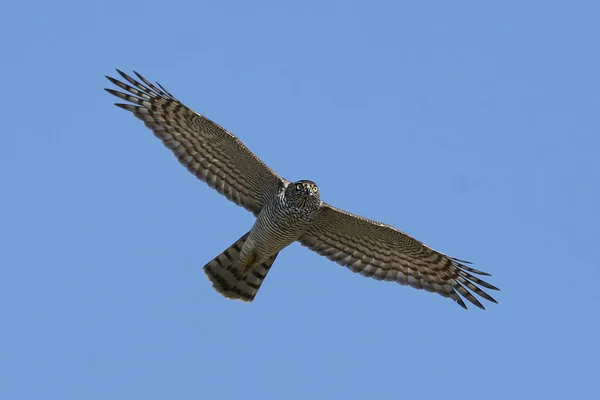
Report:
2,1,599,398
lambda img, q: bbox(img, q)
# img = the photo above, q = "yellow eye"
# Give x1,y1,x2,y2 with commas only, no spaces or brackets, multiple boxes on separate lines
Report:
296,184,302,190
312,186,318,192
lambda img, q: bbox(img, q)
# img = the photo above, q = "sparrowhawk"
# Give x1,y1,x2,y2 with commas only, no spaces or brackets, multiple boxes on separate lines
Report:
105,70,499,310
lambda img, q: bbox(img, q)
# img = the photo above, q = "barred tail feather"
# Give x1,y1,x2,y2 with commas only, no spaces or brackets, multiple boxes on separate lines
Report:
203,233,278,302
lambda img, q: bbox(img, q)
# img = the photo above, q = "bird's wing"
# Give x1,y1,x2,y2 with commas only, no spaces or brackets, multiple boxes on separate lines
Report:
105,70,286,216
298,203,499,309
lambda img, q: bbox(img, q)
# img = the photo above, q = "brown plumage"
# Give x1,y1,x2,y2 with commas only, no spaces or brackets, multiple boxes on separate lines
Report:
105,70,499,309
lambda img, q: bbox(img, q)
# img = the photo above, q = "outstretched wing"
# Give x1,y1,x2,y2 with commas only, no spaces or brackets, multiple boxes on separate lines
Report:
298,204,499,309
105,70,286,215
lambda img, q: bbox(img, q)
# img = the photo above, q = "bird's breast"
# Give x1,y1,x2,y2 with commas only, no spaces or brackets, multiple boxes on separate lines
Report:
245,200,314,261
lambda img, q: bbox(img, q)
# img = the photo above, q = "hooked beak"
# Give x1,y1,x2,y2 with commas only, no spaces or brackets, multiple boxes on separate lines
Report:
303,183,313,195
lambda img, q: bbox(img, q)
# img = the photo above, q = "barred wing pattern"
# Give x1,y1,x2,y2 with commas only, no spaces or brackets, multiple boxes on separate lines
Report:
105,70,285,215
299,204,499,309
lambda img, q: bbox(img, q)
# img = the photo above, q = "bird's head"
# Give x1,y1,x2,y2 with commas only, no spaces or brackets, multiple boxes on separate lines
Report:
285,180,321,209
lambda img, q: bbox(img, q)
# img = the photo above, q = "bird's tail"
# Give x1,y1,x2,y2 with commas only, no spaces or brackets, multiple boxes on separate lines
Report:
203,232,278,302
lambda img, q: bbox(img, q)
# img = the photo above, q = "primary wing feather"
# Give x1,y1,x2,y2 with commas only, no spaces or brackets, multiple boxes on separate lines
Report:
299,204,499,309
105,70,285,215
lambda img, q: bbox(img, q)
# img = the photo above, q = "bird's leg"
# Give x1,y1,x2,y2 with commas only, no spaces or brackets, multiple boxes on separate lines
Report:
241,252,258,276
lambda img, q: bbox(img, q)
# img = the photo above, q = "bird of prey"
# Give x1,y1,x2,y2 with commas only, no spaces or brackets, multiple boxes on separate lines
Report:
105,70,499,309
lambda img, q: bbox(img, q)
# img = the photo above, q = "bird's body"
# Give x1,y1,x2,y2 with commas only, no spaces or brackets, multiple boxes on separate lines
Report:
105,70,500,309
242,180,321,266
